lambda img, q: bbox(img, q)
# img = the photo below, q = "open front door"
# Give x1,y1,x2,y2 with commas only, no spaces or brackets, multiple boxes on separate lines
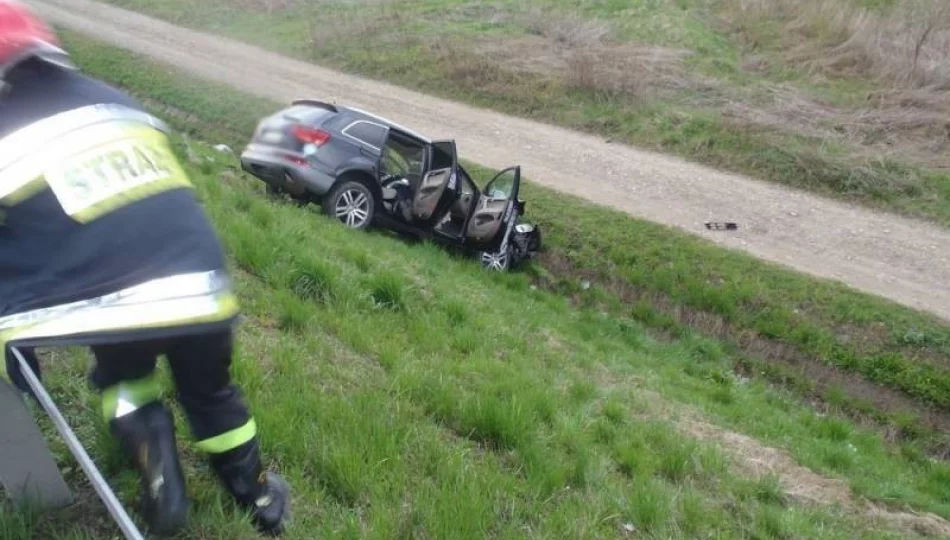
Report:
411,140,457,221
465,166,521,245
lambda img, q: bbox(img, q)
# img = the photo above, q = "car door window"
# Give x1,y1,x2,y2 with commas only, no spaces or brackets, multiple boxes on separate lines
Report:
458,168,475,198
344,121,387,150
429,142,455,172
382,134,425,186
484,169,516,199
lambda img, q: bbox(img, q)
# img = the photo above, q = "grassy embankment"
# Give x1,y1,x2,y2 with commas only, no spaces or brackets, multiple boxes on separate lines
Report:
100,0,950,225
58,26,950,461
2,29,950,539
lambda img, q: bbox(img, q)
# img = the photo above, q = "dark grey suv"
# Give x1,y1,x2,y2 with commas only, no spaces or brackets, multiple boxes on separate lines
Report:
239,99,541,270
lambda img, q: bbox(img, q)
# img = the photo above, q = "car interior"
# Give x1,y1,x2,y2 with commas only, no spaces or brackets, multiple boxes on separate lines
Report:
380,132,425,192
434,167,477,239
464,168,517,243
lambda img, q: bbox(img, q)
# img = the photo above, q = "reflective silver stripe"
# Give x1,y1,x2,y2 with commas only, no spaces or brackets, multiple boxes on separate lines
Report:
7,293,236,344
0,104,170,198
0,103,169,170
0,270,233,334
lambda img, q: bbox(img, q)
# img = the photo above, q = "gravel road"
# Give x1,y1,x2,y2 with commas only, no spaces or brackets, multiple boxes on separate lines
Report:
32,0,950,323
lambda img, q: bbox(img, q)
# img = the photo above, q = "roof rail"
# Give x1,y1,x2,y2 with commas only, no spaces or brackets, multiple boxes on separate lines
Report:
291,99,339,113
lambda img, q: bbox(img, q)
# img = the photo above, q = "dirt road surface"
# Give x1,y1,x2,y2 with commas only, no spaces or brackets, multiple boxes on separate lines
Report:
32,0,950,323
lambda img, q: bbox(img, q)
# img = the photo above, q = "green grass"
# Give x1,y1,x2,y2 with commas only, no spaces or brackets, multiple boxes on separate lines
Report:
5,114,950,540
3,30,950,539
59,28,950,457
96,0,950,225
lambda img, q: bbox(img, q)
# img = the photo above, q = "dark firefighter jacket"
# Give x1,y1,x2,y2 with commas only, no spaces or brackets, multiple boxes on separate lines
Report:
0,59,239,366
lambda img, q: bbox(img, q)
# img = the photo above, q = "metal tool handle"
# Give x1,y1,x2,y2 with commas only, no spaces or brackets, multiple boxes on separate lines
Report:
11,347,146,540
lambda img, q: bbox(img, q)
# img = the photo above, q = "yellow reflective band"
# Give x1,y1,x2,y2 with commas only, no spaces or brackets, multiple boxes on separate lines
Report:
101,373,164,420
2,123,193,222
1,104,170,202
0,178,47,206
1,103,189,223
1,292,239,348
196,419,257,454
0,271,240,352
0,271,233,331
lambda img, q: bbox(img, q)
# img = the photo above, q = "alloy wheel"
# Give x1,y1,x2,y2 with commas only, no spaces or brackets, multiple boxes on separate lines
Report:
334,188,370,228
480,248,510,271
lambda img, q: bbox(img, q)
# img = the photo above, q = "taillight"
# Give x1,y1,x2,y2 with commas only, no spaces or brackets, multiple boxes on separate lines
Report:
291,125,331,146
280,154,308,166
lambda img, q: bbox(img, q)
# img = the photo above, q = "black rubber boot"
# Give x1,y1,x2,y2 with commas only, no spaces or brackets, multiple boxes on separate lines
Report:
210,438,291,536
109,401,189,536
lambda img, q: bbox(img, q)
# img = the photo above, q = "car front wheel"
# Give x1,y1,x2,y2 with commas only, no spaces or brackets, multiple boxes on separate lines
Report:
479,245,512,271
324,181,375,230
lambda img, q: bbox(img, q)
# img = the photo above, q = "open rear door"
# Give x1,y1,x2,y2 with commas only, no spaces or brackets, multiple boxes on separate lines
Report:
465,166,521,245
411,140,457,221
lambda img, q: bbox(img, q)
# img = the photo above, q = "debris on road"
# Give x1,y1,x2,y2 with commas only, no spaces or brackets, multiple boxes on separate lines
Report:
705,222,738,231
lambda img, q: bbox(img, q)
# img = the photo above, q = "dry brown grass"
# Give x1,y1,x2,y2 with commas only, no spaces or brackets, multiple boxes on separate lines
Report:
718,0,950,167
726,0,950,88
717,81,950,167
427,2,948,167
474,37,695,101
562,46,693,100
307,3,407,52
471,9,700,101
227,0,297,13
296,0,948,168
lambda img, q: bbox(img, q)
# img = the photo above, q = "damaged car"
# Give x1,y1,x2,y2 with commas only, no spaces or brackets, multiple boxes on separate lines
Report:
239,99,542,270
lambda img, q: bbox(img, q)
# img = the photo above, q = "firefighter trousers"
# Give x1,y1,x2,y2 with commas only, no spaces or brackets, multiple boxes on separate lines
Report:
87,328,258,456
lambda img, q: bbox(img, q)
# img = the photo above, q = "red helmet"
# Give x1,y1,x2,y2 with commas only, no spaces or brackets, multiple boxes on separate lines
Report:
0,0,74,77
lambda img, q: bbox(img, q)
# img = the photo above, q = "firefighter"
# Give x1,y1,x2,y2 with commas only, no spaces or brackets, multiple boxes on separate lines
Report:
0,1,290,535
